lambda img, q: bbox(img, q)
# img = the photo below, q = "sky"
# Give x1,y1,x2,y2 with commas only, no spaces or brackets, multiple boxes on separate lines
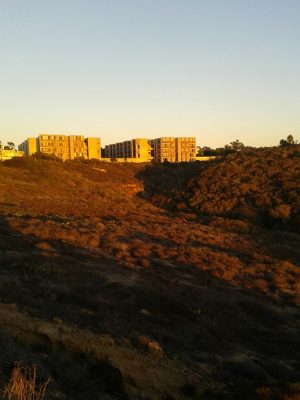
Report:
0,0,299,148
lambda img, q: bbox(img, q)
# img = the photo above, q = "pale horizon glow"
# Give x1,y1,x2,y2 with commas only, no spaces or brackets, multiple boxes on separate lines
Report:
0,0,299,148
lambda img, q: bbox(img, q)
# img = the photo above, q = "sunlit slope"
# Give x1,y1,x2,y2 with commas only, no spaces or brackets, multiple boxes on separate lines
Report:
0,157,144,217
141,146,300,232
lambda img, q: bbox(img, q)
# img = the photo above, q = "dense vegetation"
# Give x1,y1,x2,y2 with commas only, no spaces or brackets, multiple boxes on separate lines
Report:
141,145,300,233
188,146,300,231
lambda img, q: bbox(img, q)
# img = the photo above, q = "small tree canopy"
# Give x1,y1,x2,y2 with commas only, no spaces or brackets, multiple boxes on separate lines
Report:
287,135,295,145
6,141,16,150
229,139,244,151
196,146,203,156
280,135,297,146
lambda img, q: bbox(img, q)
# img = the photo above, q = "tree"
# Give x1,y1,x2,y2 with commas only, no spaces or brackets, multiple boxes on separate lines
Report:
5,141,16,150
196,146,203,156
223,144,234,154
280,139,288,147
287,135,295,145
229,139,244,151
280,135,297,147
7,141,16,149
201,146,219,156
198,140,245,157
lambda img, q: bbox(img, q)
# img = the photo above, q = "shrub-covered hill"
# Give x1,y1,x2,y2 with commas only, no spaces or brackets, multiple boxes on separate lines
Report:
0,156,145,218
186,146,300,231
142,146,300,232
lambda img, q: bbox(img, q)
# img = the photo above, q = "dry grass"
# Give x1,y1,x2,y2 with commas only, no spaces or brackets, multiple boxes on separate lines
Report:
2,363,50,400
0,152,300,399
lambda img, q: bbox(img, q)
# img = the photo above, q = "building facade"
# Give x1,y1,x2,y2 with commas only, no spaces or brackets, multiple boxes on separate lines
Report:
85,137,101,160
19,135,101,161
18,138,37,156
151,137,196,162
0,148,24,161
104,138,152,162
175,137,197,162
38,134,71,160
150,137,176,162
104,136,196,162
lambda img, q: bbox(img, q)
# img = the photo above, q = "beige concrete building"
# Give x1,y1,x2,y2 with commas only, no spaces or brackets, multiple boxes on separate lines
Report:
18,137,37,156
0,148,24,161
175,137,196,162
68,135,88,160
104,138,152,162
19,135,101,161
38,134,71,161
195,156,217,162
104,136,196,163
151,137,196,162
150,137,176,162
85,137,101,160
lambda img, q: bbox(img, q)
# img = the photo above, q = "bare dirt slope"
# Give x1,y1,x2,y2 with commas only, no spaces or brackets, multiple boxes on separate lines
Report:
0,154,299,400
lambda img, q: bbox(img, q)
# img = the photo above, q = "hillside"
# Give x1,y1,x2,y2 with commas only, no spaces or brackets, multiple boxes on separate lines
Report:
0,152,299,400
141,145,300,232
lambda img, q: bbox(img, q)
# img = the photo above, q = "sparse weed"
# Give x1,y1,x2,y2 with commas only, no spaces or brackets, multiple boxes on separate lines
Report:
2,363,50,400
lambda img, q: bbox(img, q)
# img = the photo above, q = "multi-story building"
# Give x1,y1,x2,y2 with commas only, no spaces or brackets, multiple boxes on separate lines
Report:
151,137,196,162
38,134,71,161
18,138,37,156
150,137,176,162
175,137,197,162
104,138,152,162
85,137,101,160
104,136,196,162
19,135,101,161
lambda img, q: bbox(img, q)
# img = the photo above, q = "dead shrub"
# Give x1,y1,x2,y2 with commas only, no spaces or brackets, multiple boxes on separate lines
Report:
209,217,252,233
2,363,50,400
276,260,299,275
269,204,291,219
254,279,269,294
35,242,53,252
140,258,150,268
130,239,151,258
135,335,163,356
153,245,167,260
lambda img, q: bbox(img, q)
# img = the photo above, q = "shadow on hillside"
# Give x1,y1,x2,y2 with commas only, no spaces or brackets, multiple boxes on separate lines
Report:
135,163,300,267
135,162,207,206
1,213,300,396
0,215,130,400
136,154,300,235
0,332,127,400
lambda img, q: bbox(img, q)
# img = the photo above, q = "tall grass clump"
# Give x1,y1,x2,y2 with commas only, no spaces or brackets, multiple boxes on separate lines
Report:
2,363,50,400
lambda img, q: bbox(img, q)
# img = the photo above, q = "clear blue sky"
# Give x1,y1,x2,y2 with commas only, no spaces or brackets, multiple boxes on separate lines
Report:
0,0,299,147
